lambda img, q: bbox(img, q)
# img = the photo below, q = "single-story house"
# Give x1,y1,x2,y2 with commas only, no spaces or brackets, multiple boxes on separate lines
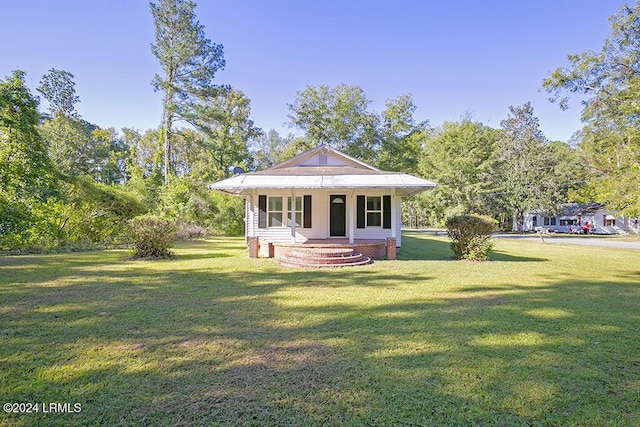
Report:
516,202,639,235
209,145,436,260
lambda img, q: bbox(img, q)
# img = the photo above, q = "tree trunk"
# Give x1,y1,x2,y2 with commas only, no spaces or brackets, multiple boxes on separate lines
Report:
164,123,171,184
162,96,172,184
517,211,524,233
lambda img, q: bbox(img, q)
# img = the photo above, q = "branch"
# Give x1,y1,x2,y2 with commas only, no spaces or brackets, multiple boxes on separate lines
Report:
584,85,613,96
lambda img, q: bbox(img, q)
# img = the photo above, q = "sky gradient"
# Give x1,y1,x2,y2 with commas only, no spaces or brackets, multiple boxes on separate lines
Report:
0,1,623,142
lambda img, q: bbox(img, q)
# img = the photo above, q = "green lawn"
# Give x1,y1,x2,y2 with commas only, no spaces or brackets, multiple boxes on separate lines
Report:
1,233,638,426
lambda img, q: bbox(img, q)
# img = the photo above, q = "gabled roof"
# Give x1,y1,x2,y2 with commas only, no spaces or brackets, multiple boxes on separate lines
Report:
532,202,606,216
209,145,436,196
559,202,604,216
269,145,380,172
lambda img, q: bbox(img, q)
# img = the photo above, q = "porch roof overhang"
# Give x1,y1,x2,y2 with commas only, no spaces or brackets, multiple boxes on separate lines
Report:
209,171,436,197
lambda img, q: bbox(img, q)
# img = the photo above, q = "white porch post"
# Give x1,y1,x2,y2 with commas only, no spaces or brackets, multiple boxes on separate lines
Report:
248,191,255,237
348,190,355,244
290,189,297,243
390,190,397,239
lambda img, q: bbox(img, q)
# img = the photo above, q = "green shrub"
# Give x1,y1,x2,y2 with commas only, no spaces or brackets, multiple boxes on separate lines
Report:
445,214,497,261
128,215,176,258
158,177,244,236
0,195,31,251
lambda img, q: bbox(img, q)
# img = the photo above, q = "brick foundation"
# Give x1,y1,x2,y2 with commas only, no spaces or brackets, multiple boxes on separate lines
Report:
386,237,397,260
248,236,259,258
268,242,275,258
356,242,386,260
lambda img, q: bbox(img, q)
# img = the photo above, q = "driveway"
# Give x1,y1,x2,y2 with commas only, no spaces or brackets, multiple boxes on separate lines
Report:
493,234,640,250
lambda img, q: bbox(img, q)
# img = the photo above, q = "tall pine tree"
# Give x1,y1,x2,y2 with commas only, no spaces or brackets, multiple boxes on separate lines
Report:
150,0,226,183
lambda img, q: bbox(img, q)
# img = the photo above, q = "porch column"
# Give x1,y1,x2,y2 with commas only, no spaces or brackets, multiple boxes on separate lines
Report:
247,191,258,258
248,191,255,238
391,190,397,239
290,189,297,243
348,190,355,244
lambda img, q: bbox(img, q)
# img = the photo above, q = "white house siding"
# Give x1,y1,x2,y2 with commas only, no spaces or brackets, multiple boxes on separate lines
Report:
590,210,639,234
622,216,640,234
248,188,328,242
351,188,402,247
247,188,402,253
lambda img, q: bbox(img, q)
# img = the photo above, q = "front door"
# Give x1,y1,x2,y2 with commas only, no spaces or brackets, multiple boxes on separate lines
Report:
329,195,346,237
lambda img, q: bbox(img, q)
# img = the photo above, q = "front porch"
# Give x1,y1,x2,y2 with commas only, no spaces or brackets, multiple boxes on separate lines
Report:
248,237,397,261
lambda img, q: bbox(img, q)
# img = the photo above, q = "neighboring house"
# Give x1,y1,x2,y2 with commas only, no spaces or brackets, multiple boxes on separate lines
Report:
209,145,436,259
516,202,640,235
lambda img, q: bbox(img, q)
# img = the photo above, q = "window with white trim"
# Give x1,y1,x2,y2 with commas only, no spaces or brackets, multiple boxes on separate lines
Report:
288,196,302,227
268,197,283,227
366,196,382,227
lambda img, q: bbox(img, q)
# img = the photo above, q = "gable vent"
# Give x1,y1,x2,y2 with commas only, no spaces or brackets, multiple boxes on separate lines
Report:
319,153,328,165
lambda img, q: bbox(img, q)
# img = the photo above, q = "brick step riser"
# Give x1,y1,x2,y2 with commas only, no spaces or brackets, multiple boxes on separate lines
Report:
282,253,367,265
279,257,372,269
289,249,354,258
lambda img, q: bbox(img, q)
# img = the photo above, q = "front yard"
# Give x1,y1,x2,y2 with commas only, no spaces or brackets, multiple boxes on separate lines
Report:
1,233,638,426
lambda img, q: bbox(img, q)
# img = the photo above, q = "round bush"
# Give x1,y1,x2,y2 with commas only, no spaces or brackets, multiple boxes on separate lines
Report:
128,215,176,258
445,214,497,261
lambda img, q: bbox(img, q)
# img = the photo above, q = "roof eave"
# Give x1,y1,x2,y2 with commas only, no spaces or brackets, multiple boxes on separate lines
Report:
209,182,436,197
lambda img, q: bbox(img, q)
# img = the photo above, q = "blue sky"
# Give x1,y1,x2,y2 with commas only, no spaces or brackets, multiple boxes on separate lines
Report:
0,0,622,142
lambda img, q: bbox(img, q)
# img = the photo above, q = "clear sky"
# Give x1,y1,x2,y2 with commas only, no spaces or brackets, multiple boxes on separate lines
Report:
0,0,623,142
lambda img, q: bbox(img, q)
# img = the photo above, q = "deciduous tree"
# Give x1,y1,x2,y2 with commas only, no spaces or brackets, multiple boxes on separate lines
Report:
287,84,379,163
249,129,291,170
37,68,80,117
0,71,55,248
496,103,574,231
0,70,53,199
377,94,426,173
189,88,261,180
543,2,640,216
419,118,500,219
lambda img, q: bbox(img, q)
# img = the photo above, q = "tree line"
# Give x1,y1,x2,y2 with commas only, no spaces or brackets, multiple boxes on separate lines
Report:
2,0,639,251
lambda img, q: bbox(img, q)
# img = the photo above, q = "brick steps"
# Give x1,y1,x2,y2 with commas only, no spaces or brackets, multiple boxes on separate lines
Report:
279,247,372,268
289,248,354,258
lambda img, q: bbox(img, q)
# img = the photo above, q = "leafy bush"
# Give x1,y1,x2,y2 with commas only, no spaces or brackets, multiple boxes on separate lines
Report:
445,214,497,261
0,195,31,251
209,192,244,236
158,177,245,236
1,178,146,252
128,215,176,258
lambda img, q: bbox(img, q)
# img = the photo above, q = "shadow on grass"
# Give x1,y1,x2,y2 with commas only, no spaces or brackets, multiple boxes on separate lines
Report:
1,237,638,426
169,252,233,260
489,250,548,262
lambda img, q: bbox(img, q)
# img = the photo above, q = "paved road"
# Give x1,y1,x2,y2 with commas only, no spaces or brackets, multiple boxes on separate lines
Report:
493,234,640,250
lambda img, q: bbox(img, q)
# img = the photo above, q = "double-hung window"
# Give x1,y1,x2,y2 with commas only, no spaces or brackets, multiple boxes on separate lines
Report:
366,196,382,227
258,195,311,229
288,196,302,227
357,195,391,229
268,197,283,227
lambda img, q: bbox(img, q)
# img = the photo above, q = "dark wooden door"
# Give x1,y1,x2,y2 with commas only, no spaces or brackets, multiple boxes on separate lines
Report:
330,195,346,236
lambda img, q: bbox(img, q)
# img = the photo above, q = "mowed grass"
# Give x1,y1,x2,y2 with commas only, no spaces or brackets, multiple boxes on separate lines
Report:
1,233,639,426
